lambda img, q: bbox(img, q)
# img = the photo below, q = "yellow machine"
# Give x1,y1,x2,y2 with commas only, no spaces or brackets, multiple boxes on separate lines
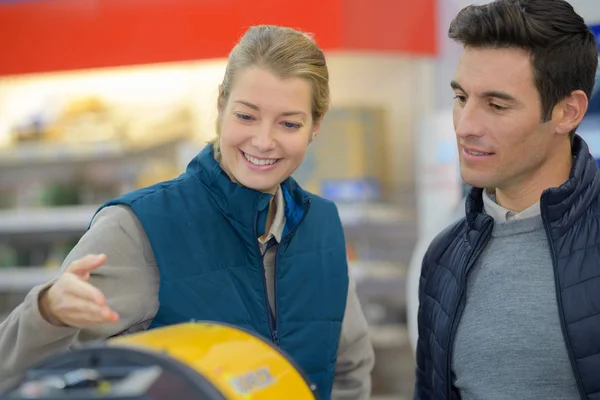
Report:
0,322,318,400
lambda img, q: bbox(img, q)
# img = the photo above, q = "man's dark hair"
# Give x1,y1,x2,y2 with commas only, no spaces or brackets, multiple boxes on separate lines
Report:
449,0,598,138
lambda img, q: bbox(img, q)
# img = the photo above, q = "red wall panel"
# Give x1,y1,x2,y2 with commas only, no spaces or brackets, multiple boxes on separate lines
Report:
345,0,436,54
0,0,436,76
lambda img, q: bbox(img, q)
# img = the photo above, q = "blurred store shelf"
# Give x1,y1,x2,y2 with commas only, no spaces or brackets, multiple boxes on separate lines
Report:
369,323,407,348
0,267,59,292
0,135,192,171
350,260,405,279
0,141,126,168
0,261,400,291
0,205,99,235
0,204,411,236
336,203,415,225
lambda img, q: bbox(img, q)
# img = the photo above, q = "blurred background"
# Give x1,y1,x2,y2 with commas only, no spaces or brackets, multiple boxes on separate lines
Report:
0,1,599,399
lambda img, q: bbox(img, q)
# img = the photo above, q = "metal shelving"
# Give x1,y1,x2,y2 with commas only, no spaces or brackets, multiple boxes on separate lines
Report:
0,267,59,292
0,205,99,235
0,260,403,292
0,203,411,237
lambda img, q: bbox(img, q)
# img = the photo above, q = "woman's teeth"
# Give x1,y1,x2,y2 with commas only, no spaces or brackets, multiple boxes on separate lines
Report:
244,153,277,165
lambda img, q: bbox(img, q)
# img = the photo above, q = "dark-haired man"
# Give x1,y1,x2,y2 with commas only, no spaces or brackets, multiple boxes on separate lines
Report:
414,1,600,399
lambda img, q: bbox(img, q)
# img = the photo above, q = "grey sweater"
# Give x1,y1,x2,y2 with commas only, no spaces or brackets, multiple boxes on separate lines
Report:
451,192,579,399
0,188,374,399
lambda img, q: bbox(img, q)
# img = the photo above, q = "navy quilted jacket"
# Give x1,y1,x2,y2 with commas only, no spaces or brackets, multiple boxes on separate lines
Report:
414,135,600,400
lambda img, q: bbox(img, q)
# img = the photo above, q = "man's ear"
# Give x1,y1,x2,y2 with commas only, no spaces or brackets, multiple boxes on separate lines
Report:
553,90,588,136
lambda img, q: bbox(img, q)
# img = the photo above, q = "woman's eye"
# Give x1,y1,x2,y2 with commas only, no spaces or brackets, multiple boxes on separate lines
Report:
282,121,302,130
235,113,254,122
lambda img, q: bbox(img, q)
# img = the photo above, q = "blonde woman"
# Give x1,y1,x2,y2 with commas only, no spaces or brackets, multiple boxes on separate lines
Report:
0,25,374,400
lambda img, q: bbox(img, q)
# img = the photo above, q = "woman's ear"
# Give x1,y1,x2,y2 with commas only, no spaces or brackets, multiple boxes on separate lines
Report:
217,85,224,115
310,115,325,143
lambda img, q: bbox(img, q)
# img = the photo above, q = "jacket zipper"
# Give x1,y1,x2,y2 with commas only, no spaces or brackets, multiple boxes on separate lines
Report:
540,194,586,400
254,196,311,346
445,219,493,399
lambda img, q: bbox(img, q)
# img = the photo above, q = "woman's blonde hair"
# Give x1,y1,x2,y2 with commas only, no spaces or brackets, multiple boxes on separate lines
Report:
210,25,330,160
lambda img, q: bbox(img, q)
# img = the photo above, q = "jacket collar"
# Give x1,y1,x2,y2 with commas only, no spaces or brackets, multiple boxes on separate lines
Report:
541,135,600,233
185,144,309,238
466,135,600,233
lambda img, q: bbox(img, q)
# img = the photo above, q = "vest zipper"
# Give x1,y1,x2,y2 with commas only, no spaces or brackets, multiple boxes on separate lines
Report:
264,238,278,344
540,194,586,400
254,210,277,344
272,196,311,347
272,253,280,346
254,196,312,346
445,219,493,399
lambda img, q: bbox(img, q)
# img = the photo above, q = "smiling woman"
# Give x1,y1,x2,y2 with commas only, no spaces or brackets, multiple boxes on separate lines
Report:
210,25,329,195
217,67,318,194
0,25,374,400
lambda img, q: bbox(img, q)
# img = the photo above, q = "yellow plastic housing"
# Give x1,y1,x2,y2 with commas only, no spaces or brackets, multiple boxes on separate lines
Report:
108,322,316,399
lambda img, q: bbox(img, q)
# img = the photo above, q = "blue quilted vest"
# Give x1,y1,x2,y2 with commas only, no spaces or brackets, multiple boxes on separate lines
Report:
97,145,349,399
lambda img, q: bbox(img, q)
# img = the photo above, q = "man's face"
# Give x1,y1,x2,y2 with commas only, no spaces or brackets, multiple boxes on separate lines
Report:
452,46,562,193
